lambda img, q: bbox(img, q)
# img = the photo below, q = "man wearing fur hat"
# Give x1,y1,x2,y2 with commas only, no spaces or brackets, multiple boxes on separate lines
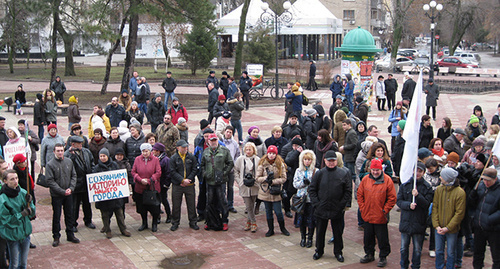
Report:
431,167,466,269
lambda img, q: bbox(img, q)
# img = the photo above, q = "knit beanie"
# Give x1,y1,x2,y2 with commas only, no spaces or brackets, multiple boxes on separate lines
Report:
248,126,259,135
398,120,406,131
267,145,278,155
470,115,479,124
99,148,110,158
370,158,383,170
447,152,460,164
441,167,458,185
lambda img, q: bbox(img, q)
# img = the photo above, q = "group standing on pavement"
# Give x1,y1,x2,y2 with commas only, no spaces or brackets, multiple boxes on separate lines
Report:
0,68,500,269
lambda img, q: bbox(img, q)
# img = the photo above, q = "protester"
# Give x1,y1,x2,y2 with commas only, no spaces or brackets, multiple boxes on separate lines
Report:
156,114,180,157
424,78,439,121
41,124,65,171
388,101,407,152
228,92,245,143
162,71,177,110
329,75,343,104
419,115,434,149
437,117,454,142
220,126,240,214
119,89,132,111
239,71,253,110
127,101,144,126
243,126,266,157
43,89,58,125
313,129,338,169
33,93,46,140
384,74,398,110
167,97,188,125
105,97,126,128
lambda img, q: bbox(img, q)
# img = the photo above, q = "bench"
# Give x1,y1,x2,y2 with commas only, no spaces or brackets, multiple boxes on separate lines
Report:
9,103,70,116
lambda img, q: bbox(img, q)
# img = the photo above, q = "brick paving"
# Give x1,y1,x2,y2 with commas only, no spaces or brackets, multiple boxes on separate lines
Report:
0,79,498,268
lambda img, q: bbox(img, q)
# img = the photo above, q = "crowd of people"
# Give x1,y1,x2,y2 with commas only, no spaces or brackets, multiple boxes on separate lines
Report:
1,69,500,268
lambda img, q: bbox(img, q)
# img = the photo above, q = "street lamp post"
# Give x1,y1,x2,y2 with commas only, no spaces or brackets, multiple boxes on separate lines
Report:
260,1,292,99
423,0,443,80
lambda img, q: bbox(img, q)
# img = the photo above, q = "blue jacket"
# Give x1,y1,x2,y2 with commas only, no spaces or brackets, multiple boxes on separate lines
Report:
285,91,303,112
388,108,407,137
330,75,343,98
227,83,238,99
344,74,354,96
129,77,138,95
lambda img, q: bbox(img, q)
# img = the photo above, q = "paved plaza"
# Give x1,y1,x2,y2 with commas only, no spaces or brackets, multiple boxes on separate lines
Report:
0,77,498,268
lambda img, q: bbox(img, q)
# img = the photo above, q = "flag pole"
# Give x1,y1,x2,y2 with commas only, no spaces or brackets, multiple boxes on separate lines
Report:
24,119,30,196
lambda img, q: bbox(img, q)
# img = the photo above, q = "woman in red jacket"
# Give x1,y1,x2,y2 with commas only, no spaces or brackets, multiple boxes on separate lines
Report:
132,143,162,232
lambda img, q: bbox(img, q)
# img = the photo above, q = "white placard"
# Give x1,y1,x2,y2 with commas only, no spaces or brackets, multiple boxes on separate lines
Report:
246,64,264,76
86,169,130,203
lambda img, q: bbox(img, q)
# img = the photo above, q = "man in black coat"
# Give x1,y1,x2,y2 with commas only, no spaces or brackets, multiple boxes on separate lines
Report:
384,74,398,110
51,76,67,103
469,168,500,269
105,97,126,127
64,136,96,231
402,73,416,106
220,71,229,98
162,71,177,110
284,138,303,218
396,162,433,269
282,113,305,141
206,70,219,93
302,109,318,150
147,93,166,133
169,140,199,231
306,60,318,91
207,83,219,124
309,150,352,262
239,71,253,110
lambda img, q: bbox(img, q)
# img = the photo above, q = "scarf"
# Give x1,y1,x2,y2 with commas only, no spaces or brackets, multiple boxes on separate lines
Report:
49,132,57,138
432,148,445,157
0,185,20,198
18,166,34,190
369,173,385,184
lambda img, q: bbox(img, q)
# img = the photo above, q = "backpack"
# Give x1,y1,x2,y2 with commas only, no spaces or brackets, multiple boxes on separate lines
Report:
302,94,309,106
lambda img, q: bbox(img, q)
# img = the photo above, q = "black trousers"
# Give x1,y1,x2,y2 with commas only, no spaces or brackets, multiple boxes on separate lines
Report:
73,191,92,227
473,228,500,269
51,195,75,239
171,184,197,225
316,213,345,256
386,93,396,110
55,93,64,103
197,179,207,217
426,106,436,119
377,98,386,110
307,76,317,90
160,186,171,218
282,178,296,212
363,222,391,258
207,111,214,125
241,90,250,110
207,184,229,224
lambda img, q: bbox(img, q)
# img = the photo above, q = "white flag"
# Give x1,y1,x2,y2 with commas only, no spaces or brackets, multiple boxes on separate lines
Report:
491,133,500,162
400,71,424,185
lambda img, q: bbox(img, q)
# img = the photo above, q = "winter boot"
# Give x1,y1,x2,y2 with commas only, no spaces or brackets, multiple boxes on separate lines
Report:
138,213,148,231
151,215,159,232
306,227,314,248
265,219,274,237
278,219,290,236
299,226,307,247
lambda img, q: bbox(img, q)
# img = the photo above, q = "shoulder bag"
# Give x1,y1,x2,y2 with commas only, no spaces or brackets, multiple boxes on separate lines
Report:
143,179,161,206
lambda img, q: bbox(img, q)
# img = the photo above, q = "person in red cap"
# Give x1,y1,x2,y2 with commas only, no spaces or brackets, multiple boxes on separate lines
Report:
12,154,33,198
256,145,289,237
357,158,397,267
200,132,234,231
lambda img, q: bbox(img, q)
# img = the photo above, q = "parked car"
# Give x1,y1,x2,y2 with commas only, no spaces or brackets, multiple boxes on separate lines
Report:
471,43,494,51
410,57,431,74
376,56,414,72
397,50,414,59
436,57,479,68
418,50,429,59
438,47,462,58
453,52,480,65
399,48,419,58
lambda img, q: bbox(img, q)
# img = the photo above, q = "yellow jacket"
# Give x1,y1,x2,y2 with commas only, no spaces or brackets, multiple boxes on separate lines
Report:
88,114,111,138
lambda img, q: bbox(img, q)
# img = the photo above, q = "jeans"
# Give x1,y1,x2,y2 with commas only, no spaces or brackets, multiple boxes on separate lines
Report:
435,231,458,269
230,120,243,142
226,171,235,209
206,184,229,224
473,228,500,269
6,236,30,269
316,213,344,256
138,103,147,115
346,95,354,112
363,223,391,258
16,100,24,110
51,195,75,239
37,124,44,141
264,201,284,221
344,162,356,183
164,92,175,110
400,233,424,269
171,184,197,225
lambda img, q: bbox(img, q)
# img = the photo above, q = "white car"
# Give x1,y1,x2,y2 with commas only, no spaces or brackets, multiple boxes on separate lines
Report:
453,52,481,66
376,56,414,72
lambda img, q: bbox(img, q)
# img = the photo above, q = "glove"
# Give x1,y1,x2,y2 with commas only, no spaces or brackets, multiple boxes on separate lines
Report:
21,207,32,217
266,177,273,185
25,194,33,205
303,179,310,185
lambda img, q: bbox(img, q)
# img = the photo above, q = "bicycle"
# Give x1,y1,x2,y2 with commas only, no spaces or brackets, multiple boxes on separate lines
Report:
249,78,284,100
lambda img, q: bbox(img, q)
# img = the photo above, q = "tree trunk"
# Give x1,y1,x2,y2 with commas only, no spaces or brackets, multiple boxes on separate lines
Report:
8,46,14,74
101,14,128,95
120,0,140,92
55,13,76,76
233,0,250,77
160,21,169,73
50,5,58,86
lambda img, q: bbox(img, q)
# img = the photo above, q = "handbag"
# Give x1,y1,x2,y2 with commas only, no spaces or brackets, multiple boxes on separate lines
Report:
269,184,282,195
36,173,49,188
242,158,256,187
387,123,392,134
143,179,161,206
291,194,306,214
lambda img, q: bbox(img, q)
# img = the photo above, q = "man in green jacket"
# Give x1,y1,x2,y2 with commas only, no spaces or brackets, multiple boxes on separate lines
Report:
200,133,234,231
431,167,466,269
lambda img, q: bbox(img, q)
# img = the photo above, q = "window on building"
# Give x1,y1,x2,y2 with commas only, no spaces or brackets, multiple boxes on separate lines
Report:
136,37,142,50
371,9,378,20
343,10,355,21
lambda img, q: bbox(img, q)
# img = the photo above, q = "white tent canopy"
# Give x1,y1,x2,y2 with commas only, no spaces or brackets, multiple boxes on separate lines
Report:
217,0,342,39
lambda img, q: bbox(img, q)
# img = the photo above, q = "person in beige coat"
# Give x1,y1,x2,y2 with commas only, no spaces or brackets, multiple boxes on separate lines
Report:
234,142,261,233
256,145,289,237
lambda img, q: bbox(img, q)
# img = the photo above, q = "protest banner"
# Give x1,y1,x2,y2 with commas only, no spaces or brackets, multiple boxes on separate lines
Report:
86,169,130,203
3,143,30,170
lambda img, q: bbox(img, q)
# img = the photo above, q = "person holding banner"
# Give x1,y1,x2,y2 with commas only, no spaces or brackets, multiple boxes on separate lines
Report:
17,120,40,182
0,169,36,269
396,162,434,269
132,143,161,232
93,148,131,239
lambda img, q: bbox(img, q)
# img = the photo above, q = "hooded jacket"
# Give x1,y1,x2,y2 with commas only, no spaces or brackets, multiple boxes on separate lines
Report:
333,110,347,147
329,75,343,98
397,177,434,234
227,98,244,121
344,74,354,96
167,103,188,125
0,186,35,241
431,180,466,234
313,104,331,132
358,173,397,224
285,86,303,112
293,150,318,202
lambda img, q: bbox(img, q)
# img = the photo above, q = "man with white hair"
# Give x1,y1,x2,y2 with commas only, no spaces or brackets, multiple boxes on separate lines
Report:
401,72,416,106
